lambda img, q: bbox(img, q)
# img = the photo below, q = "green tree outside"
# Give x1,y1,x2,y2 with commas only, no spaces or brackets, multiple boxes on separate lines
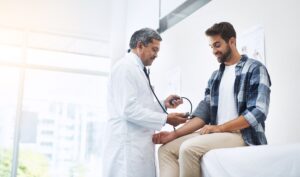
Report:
0,148,49,177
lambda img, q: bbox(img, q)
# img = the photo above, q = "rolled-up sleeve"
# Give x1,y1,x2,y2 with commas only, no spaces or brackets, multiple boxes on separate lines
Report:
191,99,211,124
242,65,271,128
190,71,217,124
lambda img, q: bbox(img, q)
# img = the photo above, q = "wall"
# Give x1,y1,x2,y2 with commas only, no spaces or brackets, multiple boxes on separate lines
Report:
110,0,159,65
0,0,111,40
150,0,300,145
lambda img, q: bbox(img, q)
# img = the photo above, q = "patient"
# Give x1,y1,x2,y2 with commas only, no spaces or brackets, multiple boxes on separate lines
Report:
152,22,272,177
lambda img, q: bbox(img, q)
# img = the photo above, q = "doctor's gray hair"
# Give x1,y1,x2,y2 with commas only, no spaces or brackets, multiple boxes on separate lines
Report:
129,28,162,49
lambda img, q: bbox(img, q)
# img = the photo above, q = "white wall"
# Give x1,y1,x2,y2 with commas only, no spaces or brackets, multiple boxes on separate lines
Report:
150,0,300,145
125,0,159,44
109,0,128,64
0,0,111,40
110,0,159,65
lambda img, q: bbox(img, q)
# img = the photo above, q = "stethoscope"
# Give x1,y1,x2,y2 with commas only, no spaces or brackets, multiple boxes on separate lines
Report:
143,67,193,130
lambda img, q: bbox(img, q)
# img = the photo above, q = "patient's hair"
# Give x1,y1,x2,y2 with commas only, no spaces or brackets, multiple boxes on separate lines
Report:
205,22,236,43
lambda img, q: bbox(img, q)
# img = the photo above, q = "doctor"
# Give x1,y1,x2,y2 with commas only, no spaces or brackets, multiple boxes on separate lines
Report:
102,28,188,177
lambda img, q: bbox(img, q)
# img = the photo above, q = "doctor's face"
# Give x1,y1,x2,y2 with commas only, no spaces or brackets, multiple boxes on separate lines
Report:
139,39,160,66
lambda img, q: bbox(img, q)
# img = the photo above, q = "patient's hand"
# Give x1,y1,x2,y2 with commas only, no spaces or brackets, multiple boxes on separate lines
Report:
152,131,177,144
199,125,223,135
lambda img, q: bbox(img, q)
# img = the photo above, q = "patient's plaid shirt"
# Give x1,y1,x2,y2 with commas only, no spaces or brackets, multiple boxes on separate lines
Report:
192,55,271,145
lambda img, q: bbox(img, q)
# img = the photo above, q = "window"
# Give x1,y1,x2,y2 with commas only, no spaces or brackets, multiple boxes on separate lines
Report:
0,26,109,177
0,67,19,177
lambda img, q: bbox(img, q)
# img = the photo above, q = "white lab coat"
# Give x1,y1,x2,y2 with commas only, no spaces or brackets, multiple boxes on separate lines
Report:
102,52,166,177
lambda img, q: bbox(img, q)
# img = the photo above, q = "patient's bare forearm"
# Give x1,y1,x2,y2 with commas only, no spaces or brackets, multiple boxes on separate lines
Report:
220,115,250,132
174,118,205,138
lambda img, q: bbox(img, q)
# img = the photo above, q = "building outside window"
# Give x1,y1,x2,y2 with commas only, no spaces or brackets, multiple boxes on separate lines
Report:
0,26,109,177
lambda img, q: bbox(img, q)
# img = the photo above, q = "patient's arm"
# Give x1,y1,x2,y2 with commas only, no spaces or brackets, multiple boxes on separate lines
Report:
219,115,250,131
199,115,250,134
153,117,205,144
174,117,206,137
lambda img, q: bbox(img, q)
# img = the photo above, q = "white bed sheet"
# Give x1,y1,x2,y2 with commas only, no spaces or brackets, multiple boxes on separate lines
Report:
201,143,300,177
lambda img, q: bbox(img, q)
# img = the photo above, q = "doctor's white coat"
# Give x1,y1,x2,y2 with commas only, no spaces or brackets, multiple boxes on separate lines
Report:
102,52,166,177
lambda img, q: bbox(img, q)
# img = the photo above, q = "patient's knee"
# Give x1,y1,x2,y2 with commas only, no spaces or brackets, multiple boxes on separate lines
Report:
179,143,194,157
158,145,167,155
179,141,205,159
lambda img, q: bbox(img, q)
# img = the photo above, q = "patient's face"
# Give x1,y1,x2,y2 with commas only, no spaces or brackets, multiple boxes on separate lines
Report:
208,35,232,63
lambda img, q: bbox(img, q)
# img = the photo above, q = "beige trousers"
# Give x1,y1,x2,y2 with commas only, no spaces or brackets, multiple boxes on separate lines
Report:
158,132,246,177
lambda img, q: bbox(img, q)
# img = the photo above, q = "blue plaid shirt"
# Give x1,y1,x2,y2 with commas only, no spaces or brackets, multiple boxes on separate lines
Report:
192,55,271,145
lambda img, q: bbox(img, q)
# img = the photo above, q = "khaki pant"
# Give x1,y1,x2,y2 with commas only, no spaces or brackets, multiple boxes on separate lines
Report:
158,132,246,177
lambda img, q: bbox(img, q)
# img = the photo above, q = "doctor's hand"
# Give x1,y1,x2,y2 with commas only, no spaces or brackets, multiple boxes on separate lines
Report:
152,131,177,144
166,113,187,127
164,95,183,108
